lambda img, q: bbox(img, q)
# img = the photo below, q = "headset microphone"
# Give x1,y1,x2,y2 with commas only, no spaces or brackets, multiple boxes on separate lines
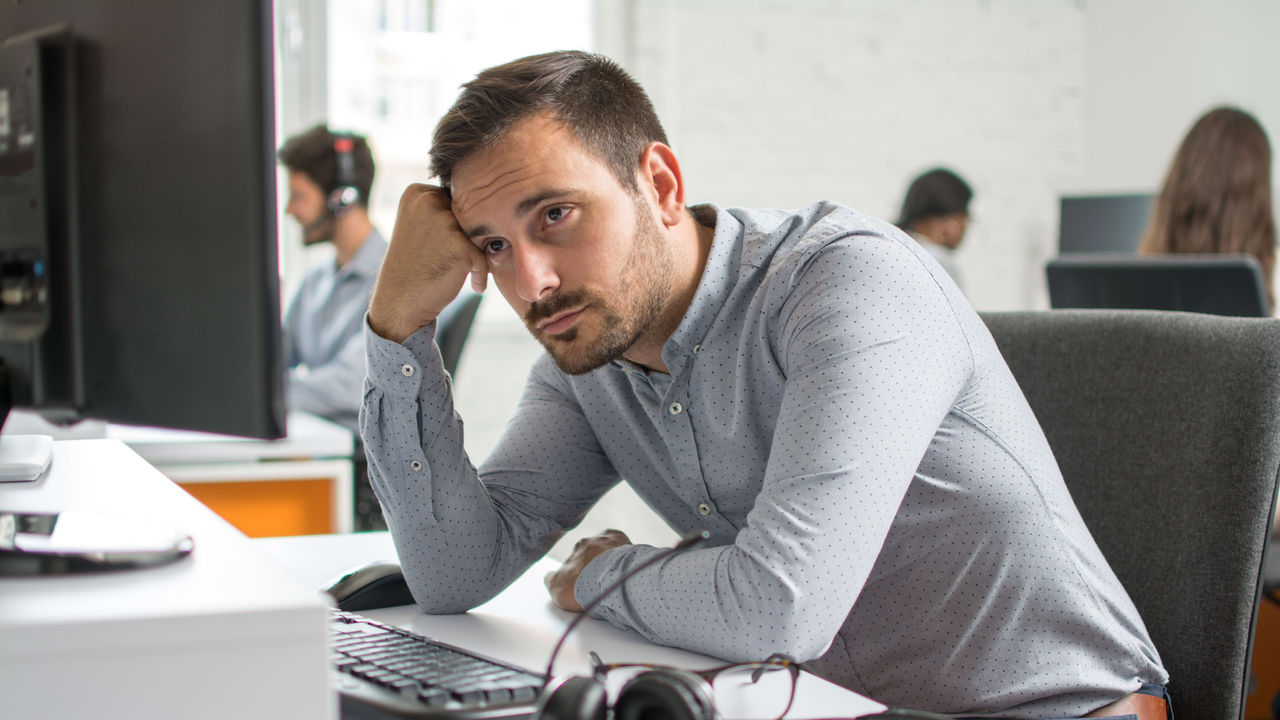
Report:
302,214,335,237
536,530,710,720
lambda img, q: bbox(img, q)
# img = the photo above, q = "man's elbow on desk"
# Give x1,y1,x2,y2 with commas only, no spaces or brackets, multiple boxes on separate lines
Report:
395,555,515,615
706,601,840,664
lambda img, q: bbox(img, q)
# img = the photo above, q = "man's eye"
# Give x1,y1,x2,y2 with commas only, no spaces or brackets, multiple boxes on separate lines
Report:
485,239,507,254
546,206,567,223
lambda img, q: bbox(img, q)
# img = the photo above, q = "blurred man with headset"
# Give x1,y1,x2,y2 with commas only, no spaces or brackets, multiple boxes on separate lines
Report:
277,124,384,435
279,126,388,530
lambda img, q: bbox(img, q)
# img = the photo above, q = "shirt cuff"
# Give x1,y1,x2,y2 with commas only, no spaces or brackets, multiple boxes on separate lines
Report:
363,315,447,397
574,546,621,618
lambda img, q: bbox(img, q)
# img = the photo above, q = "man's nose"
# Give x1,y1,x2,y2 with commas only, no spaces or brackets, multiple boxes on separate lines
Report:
513,244,559,303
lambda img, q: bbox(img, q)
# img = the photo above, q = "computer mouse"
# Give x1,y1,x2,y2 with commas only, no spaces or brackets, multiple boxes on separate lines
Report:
323,561,417,612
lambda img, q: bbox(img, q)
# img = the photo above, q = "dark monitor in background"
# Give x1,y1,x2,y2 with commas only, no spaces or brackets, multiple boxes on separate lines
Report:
0,1,284,441
1058,193,1154,254
1046,254,1269,318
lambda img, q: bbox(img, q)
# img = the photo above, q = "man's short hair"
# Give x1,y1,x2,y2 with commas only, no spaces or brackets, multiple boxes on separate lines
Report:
896,168,973,230
277,124,375,207
430,50,668,194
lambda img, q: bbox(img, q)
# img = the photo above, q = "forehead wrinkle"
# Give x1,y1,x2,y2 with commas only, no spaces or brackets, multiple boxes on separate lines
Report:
453,162,536,217
452,115,599,238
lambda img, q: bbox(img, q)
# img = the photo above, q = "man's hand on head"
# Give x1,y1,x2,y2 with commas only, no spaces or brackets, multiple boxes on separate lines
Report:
367,184,489,344
544,529,633,613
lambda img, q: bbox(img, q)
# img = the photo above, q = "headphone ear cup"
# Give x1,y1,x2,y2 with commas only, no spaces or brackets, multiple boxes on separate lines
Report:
535,675,609,720
327,186,359,216
614,668,717,720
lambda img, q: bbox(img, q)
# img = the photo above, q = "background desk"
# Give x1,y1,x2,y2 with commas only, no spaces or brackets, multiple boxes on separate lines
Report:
109,411,356,536
4,410,356,536
256,532,886,719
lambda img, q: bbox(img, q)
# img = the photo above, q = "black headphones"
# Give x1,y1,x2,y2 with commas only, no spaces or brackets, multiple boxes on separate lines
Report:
536,663,719,720
535,661,948,720
327,132,361,217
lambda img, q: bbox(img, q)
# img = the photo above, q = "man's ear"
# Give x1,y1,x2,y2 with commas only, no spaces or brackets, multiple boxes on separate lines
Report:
638,142,685,228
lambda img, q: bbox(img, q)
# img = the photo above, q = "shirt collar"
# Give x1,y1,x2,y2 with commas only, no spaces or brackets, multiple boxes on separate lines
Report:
658,203,741,374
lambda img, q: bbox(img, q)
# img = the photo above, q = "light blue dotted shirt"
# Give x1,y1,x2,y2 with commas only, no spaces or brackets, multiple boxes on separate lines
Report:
361,203,1166,717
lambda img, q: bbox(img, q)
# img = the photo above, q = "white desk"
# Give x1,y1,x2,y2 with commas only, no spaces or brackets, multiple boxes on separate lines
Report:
256,532,887,719
5,410,357,535
0,439,334,720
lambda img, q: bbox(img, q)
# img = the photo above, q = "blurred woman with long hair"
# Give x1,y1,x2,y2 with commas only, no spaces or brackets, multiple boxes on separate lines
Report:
1139,106,1276,310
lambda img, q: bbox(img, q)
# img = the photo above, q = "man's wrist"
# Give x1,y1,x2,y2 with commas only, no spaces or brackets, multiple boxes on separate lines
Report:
368,307,427,344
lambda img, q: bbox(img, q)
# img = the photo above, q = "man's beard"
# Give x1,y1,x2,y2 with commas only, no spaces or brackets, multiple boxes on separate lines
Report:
301,213,336,246
523,202,673,376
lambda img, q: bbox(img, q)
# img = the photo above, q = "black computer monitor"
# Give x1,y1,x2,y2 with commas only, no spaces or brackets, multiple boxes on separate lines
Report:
1058,193,1154,254
1046,254,1270,318
0,1,284,439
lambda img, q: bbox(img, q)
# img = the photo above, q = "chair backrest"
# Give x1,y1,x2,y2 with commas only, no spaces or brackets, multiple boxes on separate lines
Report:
981,310,1280,720
437,292,483,378
1047,254,1270,317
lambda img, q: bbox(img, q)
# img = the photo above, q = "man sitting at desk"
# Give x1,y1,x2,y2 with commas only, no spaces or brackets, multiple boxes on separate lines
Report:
361,52,1168,718
278,124,386,435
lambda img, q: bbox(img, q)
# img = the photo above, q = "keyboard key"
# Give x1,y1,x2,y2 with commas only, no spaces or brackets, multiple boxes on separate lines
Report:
511,686,539,702
484,688,513,704
454,689,487,705
417,688,452,706
388,677,419,692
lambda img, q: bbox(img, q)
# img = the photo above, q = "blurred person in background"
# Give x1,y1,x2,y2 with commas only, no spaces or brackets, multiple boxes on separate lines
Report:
279,124,388,531
278,124,384,434
1139,106,1276,311
896,167,973,291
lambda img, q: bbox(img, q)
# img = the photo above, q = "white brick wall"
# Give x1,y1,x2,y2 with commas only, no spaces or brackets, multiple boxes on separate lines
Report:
598,0,1084,310
594,0,1280,311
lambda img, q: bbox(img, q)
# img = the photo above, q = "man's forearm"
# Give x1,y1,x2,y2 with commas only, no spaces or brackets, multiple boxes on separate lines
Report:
361,319,543,612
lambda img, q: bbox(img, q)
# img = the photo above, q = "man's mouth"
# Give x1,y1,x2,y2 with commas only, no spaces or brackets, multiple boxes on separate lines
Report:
536,306,586,336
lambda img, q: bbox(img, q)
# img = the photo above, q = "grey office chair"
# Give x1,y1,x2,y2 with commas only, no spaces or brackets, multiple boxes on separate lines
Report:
981,309,1280,720
437,292,483,378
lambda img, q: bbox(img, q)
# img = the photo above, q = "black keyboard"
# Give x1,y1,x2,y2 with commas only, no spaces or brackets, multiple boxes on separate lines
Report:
330,610,545,719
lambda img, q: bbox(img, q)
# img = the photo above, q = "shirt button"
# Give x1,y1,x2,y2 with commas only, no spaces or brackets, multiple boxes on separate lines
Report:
410,460,423,471
693,344,702,354
400,363,416,377
668,401,683,415
696,503,712,516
